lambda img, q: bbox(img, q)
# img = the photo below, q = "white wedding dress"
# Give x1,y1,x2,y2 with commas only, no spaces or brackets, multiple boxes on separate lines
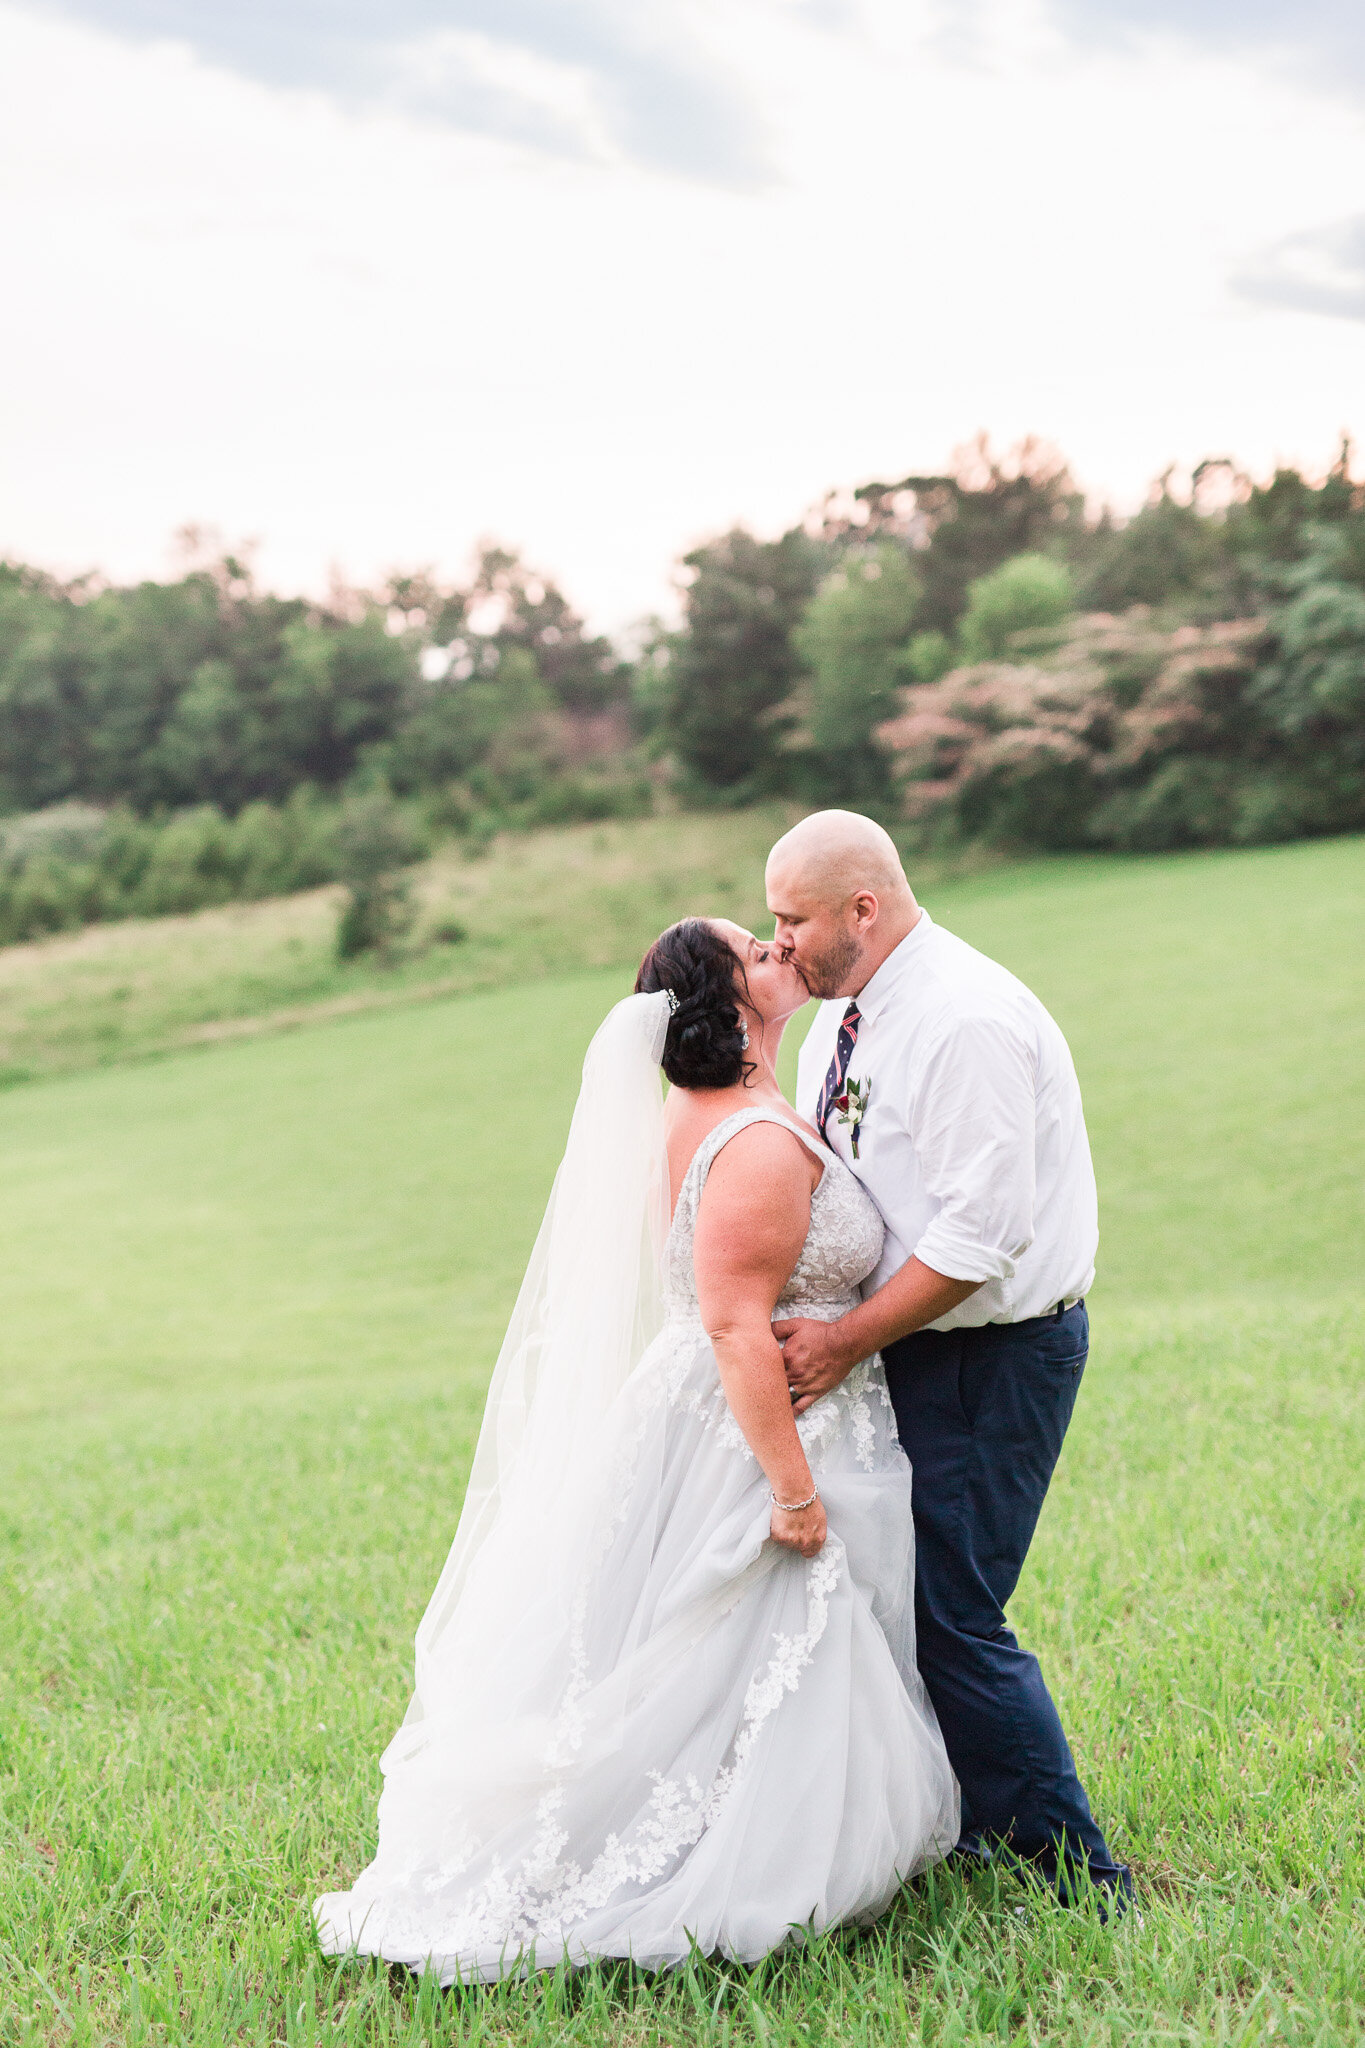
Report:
315,998,957,1984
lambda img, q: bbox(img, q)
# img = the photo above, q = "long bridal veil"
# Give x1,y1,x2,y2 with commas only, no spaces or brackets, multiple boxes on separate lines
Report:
402,990,672,1726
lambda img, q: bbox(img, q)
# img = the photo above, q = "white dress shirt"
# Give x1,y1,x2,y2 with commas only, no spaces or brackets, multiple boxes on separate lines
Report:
795,909,1098,1330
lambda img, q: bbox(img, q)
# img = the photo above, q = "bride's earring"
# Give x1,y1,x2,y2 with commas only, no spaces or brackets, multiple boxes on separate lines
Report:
740,1024,751,1048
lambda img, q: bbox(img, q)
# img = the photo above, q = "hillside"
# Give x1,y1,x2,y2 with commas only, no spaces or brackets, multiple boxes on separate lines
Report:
0,805,1003,1085
2,833,1363,2044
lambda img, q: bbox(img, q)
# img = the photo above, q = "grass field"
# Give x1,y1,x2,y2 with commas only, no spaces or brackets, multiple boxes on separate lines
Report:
2,832,1363,2045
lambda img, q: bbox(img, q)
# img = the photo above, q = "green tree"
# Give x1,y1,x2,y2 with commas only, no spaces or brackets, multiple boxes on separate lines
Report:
63,574,238,808
791,545,921,802
1260,577,1365,729
849,438,1088,635
0,558,419,816
1227,439,1364,580
155,657,273,809
383,645,554,795
1080,477,1231,615
0,564,82,813
664,527,823,796
958,554,1075,662
464,547,628,713
1080,445,1365,621
266,612,414,792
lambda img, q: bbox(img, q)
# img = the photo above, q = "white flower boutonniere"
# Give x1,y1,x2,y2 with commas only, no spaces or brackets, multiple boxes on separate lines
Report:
833,1074,871,1159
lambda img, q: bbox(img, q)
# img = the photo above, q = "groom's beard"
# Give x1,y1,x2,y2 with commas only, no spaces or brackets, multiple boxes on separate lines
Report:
797,929,862,1000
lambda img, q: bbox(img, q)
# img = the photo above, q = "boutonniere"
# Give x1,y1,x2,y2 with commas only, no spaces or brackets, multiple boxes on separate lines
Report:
833,1074,871,1159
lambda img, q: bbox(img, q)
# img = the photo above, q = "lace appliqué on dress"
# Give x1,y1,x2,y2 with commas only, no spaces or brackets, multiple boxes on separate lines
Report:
402,1547,843,1959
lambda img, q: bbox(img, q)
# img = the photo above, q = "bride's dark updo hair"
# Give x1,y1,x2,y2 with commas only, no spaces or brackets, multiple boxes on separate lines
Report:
636,918,753,1090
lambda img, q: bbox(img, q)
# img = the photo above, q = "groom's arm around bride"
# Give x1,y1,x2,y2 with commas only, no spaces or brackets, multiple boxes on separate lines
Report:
764,810,1133,1911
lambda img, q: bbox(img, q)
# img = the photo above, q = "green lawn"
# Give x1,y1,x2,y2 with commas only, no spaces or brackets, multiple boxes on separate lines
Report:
2,834,1363,2045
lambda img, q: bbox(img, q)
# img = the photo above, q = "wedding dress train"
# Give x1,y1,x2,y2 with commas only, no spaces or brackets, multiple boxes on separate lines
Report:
314,1002,957,1983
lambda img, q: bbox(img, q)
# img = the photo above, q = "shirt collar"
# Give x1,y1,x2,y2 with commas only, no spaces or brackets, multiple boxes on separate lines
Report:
852,909,934,1026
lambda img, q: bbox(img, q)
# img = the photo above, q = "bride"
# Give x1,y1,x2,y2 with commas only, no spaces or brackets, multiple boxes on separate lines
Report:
314,917,958,1982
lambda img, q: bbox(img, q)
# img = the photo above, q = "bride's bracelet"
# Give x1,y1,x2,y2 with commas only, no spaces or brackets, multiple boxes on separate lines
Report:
771,1486,820,1513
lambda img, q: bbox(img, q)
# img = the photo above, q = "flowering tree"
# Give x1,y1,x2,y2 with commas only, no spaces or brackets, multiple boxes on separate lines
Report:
876,607,1365,850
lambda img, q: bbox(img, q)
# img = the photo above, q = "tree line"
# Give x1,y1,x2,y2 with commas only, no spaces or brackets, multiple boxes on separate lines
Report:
2,437,1363,946
656,437,1365,850
0,543,648,945
0,542,639,819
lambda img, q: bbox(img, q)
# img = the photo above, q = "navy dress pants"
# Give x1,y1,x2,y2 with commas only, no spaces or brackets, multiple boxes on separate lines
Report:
883,1302,1130,1900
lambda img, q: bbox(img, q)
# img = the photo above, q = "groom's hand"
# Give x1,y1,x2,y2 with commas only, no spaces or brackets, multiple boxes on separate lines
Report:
775,1317,856,1414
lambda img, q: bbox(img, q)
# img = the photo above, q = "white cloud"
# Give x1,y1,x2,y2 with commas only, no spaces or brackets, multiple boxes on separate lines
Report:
1,0,1363,629
1236,216,1365,322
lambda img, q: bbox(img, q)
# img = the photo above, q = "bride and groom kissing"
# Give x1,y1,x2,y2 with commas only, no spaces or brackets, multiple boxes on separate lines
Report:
315,808,1133,1982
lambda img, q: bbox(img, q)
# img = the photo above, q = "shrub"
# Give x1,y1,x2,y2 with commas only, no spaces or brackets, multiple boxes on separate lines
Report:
1087,758,1240,853
0,787,416,946
131,806,239,916
333,793,424,961
0,803,117,941
0,860,112,944
904,631,955,685
515,771,654,828
336,878,412,960
0,801,108,867
958,554,1076,664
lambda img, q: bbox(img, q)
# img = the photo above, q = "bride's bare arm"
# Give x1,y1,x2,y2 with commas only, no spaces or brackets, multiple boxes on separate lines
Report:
692,1124,827,1558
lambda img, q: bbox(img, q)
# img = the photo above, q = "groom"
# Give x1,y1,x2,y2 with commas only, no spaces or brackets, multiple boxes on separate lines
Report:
767,809,1132,1909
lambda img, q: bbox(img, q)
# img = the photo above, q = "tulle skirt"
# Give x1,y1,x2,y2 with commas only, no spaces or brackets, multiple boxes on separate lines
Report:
314,1320,958,1983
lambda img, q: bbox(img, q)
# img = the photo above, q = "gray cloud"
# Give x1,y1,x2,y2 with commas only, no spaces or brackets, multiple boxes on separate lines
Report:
34,0,770,185
34,0,1365,188
1235,216,1365,322
1055,0,1365,88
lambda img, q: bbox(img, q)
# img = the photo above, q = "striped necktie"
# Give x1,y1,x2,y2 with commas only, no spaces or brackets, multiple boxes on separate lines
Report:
815,1001,862,1143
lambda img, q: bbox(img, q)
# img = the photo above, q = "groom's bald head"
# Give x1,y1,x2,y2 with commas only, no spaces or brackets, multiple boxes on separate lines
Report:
767,810,909,908
766,810,919,999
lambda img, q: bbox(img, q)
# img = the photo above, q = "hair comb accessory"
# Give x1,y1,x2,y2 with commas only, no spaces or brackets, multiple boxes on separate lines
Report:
665,987,680,1015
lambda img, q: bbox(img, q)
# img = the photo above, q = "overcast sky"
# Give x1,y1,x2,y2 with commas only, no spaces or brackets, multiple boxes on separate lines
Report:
2,0,1363,626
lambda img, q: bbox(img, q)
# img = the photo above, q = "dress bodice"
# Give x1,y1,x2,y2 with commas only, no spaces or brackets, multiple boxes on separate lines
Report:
663,1107,885,1325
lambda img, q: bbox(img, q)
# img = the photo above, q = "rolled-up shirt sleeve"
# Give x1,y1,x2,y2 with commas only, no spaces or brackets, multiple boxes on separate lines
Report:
908,1012,1038,1283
